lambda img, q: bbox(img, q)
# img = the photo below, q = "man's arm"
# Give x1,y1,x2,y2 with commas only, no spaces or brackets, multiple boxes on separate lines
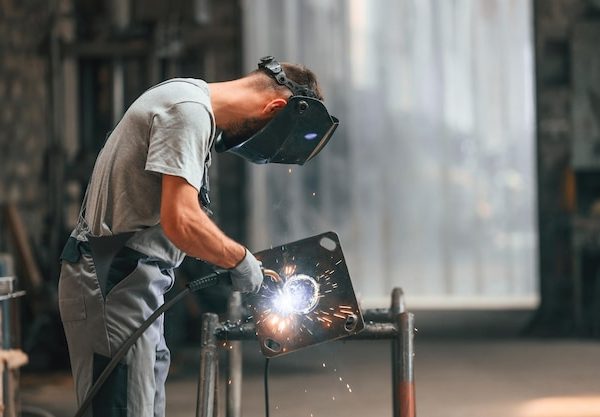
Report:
160,174,245,268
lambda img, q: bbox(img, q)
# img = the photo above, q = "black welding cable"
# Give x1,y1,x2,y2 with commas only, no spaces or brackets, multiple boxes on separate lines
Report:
73,269,230,417
264,358,271,417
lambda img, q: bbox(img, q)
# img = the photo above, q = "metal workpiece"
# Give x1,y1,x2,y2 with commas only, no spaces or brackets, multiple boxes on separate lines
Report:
196,313,220,417
226,292,243,417
253,232,365,357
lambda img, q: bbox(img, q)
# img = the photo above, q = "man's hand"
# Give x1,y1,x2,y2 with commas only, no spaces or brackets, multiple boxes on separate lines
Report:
230,249,264,293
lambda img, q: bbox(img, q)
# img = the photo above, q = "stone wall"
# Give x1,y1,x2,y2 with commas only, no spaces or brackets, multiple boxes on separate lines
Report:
0,0,52,253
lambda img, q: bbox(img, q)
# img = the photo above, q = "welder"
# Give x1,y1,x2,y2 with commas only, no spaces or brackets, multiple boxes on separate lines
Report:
58,56,339,417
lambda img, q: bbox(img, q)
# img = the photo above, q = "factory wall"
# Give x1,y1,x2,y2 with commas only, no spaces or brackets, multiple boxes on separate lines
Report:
244,0,538,308
534,0,600,335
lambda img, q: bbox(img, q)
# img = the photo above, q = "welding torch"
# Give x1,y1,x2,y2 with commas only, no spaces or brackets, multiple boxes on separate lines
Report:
73,266,278,417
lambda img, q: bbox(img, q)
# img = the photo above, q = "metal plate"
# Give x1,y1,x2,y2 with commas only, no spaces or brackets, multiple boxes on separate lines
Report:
252,231,364,357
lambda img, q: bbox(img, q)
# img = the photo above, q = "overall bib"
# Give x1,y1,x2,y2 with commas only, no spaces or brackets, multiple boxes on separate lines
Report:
58,227,177,417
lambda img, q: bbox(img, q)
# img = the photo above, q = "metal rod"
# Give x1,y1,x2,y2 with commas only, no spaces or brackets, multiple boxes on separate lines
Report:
391,288,405,315
393,312,415,417
217,322,398,341
226,292,243,417
196,313,219,417
363,308,393,322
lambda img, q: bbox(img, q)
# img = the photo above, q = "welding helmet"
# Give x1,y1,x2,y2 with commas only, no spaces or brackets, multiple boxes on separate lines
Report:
214,56,339,165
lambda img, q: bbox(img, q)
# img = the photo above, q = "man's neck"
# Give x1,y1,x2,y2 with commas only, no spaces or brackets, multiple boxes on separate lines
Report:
208,79,261,129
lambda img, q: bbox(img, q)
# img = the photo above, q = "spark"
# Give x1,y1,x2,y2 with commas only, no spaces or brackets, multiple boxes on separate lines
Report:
283,264,297,276
288,168,292,173
312,192,316,196
322,362,326,368
339,377,343,381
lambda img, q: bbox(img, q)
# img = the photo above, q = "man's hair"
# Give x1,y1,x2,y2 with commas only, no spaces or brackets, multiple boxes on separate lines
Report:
249,62,324,101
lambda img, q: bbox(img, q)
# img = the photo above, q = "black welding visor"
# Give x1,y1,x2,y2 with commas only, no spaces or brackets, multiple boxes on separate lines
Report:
214,56,339,165
215,96,339,165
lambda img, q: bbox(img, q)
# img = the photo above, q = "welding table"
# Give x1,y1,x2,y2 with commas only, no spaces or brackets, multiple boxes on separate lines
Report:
195,287,416,417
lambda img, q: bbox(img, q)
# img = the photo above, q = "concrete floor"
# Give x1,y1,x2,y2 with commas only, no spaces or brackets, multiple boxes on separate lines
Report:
20,311,600,417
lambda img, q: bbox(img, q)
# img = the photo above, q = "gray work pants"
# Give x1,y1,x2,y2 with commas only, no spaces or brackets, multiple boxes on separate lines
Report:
58,247,174,417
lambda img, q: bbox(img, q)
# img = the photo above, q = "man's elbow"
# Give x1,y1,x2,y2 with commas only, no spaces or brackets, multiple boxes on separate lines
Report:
161,209,191,245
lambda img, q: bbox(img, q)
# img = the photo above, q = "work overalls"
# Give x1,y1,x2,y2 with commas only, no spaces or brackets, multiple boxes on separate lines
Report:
58,226,178,417
59,140,213,417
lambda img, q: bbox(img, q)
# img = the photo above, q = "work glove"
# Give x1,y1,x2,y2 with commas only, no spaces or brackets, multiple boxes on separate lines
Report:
230,249,263,293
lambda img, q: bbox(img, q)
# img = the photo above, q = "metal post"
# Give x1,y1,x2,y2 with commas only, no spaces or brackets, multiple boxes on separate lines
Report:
196,313,219,417
226,292,242,417
391,287,405,315
391,288,415,417
392,312,416,417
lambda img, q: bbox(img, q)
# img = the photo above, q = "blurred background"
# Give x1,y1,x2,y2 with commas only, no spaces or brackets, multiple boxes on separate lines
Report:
1,0,600,416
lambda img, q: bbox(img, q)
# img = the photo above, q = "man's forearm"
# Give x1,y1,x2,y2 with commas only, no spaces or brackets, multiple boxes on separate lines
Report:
160,174,247,268
163,204,246,269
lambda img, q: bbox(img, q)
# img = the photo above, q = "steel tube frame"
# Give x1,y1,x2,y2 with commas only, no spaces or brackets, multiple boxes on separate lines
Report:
226,293,242,417
391,287,415,417
200,287,416,417
218,322,398,340
196,313,219,417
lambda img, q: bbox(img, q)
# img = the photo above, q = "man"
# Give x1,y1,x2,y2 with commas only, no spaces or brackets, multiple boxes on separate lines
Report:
58,56,338,417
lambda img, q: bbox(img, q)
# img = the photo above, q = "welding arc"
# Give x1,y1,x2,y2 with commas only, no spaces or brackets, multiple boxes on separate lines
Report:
72,269,231,417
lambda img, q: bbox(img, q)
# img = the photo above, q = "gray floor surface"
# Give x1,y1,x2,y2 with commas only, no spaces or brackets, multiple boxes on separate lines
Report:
20,311,600,417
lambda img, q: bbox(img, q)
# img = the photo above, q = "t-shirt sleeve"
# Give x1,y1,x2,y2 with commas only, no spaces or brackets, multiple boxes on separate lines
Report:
145,101,213,192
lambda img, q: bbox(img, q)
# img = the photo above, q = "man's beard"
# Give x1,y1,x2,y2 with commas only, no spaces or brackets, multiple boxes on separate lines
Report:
220,117,268,148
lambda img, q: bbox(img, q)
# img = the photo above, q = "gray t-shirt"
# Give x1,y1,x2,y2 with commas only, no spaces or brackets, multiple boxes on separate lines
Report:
72,78,216,267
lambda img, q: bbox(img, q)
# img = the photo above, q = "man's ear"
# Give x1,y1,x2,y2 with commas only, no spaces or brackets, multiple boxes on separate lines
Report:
262,98,288,116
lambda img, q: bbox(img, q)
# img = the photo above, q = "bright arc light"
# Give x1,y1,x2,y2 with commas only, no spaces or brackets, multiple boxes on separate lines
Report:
272,274,320,315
